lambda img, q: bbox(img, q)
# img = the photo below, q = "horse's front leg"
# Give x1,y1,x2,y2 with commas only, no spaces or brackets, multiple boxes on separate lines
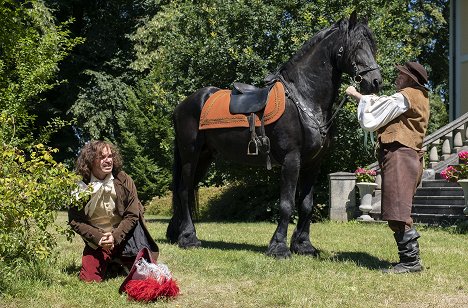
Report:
290,168,319,256
266,152,300,259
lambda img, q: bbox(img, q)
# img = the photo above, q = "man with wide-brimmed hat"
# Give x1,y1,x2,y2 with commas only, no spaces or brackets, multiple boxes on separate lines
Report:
346,61,430,274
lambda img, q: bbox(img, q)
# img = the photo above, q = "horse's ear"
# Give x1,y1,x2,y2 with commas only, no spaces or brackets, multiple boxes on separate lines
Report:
349,10,358,28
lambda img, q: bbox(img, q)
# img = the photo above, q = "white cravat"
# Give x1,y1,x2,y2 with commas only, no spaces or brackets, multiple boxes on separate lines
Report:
85,173,115,217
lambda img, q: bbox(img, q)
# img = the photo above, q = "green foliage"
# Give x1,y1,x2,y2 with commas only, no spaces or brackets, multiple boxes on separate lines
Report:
29,0,450,212
118,78,174,200
0,116,80,268
0,0,83,277
428,89,449,135
70,71,129,141
0,0,81,145
69,71,173,201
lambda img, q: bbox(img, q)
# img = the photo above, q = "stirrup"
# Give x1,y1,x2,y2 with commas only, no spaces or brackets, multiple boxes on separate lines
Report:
247,139,259,155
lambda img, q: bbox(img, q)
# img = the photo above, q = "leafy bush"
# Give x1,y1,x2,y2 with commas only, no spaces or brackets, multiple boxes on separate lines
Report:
146,179,329,223
0,115,80,269
0,146,79,264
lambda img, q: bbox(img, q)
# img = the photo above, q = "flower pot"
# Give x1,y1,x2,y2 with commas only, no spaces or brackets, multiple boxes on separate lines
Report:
457,179,468,216
356,182,378,221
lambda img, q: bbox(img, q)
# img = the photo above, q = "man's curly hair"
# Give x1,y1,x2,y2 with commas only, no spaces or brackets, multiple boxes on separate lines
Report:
75,140,123,183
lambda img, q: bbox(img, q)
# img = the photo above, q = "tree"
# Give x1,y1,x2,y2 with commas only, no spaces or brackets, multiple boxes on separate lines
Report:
0,0,80,145
39,0,170,200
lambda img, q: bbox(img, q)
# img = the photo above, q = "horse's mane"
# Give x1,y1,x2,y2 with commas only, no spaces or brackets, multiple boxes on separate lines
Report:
277,18,377,74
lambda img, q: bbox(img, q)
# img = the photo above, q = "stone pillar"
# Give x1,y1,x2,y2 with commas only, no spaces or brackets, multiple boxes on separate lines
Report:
329,172,356,222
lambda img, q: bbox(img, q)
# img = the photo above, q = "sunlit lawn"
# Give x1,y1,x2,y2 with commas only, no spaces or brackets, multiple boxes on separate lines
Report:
0,212,467,307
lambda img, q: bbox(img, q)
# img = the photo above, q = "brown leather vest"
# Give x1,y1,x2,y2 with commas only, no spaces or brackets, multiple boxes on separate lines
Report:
377,87,429,150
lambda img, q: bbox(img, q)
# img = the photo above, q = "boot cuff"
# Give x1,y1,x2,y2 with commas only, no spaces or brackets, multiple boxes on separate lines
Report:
394,228,420,244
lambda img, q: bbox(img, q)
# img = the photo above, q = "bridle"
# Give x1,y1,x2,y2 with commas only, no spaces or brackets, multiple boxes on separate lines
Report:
337,45,380,85
352,61,380,84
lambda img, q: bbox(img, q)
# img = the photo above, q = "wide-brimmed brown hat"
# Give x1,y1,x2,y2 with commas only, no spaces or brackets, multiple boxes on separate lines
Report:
396,62,428,89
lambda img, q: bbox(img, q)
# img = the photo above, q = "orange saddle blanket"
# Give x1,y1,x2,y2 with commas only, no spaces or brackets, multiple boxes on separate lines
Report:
199,82,286,130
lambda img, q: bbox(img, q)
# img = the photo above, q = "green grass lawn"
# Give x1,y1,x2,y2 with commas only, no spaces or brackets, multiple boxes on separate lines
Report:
1,212,467,308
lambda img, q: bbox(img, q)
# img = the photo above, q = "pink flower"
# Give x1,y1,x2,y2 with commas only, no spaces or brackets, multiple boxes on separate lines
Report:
441,153,468,182
458,151,468,163
441,166,458,182
354,167,376,183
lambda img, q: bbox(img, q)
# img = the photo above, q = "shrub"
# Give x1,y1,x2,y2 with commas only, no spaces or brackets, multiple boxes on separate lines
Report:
0,125,80,267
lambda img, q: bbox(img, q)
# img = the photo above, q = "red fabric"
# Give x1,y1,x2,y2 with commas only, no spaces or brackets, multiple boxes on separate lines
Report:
199,81,286,130
79,244,112,282
124,278,180,301
79,244,135,282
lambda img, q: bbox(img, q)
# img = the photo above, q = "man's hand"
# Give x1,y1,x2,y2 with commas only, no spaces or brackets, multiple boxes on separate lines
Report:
345,86,362,102
98,232,115,251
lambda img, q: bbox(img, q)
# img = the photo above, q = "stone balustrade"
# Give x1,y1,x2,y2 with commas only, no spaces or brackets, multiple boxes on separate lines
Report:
329,112,468,221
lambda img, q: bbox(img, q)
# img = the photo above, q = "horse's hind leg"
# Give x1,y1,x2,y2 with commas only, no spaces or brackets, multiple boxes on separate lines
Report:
167,114,205,249
290,168,319,256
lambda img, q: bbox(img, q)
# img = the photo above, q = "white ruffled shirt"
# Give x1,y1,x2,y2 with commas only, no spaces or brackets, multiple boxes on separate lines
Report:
357,92,409,132
75,173,121,233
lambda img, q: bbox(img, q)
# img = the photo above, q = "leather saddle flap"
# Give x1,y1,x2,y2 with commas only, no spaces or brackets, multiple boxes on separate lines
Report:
229,83,274,114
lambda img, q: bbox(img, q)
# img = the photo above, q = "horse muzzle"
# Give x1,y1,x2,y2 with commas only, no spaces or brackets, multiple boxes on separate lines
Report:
359,71,382,94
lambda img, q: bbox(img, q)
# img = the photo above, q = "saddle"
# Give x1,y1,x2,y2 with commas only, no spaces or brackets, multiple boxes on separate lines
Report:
229,83,273,114
229,82,275,170
198,81,285,170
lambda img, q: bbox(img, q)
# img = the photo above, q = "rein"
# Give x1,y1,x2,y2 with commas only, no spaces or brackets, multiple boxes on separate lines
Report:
274,73,350,141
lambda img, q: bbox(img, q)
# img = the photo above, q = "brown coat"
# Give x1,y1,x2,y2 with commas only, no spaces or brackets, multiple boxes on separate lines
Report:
68,171,155,249
377,87,429,150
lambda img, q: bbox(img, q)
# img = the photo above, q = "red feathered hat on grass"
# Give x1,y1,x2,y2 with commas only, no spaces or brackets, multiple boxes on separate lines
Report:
119,247,180,302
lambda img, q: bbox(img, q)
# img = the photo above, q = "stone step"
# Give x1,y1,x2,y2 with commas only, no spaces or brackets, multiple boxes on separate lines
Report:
412,203,465,215
412,195,465,205
411,212,466,226
421,180,460,188
415,187,464,196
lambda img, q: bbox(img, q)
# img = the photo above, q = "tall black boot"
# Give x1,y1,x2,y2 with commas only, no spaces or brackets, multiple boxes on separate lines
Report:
382,228,423,274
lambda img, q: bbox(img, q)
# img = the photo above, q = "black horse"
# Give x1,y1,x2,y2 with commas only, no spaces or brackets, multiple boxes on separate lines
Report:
167,12,382,258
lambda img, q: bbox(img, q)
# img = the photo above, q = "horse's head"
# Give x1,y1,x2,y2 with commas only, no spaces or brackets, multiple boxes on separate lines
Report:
336,11,382,94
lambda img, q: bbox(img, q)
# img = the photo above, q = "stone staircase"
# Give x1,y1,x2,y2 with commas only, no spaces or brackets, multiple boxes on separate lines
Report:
412,179,465,226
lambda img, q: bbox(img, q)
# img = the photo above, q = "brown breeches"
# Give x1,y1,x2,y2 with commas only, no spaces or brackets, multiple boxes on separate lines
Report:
378,142,423,232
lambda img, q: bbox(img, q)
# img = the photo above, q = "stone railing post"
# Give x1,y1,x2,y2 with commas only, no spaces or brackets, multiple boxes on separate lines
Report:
428,139,441,168
465,123,468,146
453,125,465,152
329,172,356,222
441,132,453,160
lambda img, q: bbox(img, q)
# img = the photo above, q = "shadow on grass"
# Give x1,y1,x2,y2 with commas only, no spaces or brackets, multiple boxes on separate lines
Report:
200,239,268,253
64,263,81,276
146,218,171,224
332,251,391,270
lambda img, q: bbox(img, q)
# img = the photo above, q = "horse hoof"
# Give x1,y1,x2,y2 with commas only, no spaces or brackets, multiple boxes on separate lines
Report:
179,240,202,249
291,242,320,257
266,244,292,259
178,233,201,249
